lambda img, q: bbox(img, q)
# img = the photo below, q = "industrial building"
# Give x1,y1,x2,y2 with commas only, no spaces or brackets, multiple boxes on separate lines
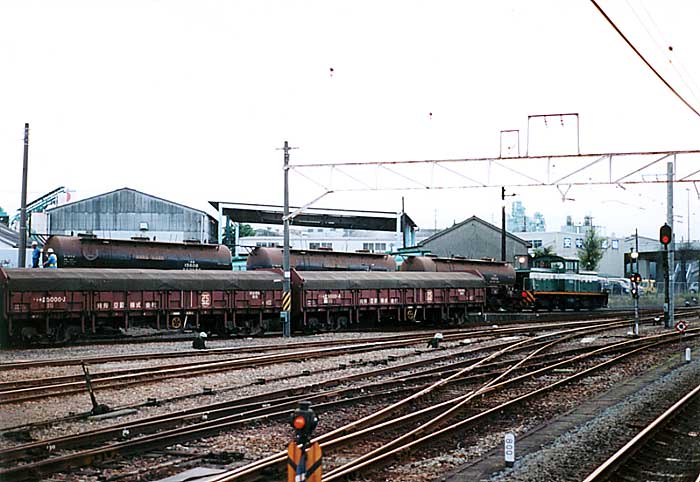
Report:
43,188,218,243
416,216,530,261
0,221,31,268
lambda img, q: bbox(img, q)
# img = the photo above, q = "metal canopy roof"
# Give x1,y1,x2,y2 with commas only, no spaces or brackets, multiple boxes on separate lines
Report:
209,202,416,232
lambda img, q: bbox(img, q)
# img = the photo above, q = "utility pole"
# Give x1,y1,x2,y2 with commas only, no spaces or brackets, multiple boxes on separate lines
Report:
281,141,297,337
687,188,691,244
501,187,516,262
635,228,639,270
18,123,29,268
501,188,506,262
666,160,675,329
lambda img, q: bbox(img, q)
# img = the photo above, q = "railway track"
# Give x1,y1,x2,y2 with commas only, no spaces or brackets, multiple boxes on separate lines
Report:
0,318,634,405
582,381,700,482
208,329,699,482
0,312,642,371
0,320,688,482
3,307,668,350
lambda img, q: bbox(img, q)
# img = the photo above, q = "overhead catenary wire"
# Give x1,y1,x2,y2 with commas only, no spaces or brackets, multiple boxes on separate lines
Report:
589,0,700,119
636,0,700,100
623,0,700,107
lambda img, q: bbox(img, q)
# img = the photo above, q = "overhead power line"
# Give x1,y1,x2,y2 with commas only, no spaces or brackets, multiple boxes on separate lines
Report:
624,0,700,107
590,0,700,119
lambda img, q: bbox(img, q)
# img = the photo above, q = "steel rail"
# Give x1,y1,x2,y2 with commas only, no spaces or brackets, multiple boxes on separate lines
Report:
582,382,700,482
0,330,576,481
0,314,630,371
0,318,630,404
214,329,698,481
0,333,576,464
324,330,700,480
0,330,483,371
0,357,521,466
0,334,477,403
209,321,643,481
0,321,665,481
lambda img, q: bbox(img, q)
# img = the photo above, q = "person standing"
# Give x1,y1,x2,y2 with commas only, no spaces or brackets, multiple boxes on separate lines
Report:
31,241,41,268
192,332,207,349
43,248,58,268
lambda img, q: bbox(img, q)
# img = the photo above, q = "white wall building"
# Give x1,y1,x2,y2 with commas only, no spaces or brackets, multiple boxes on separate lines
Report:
517,216,627,277
239,227,437,253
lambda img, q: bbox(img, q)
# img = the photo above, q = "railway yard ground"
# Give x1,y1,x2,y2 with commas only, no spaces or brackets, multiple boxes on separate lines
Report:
0,311,699,482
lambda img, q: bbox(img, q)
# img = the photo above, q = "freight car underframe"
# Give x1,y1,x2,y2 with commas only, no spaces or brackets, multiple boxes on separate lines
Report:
521,291,609,311
300,303,483,331
5,308,285,342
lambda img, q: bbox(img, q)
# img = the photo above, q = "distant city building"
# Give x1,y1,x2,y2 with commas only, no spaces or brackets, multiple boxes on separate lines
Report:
506,201,545,232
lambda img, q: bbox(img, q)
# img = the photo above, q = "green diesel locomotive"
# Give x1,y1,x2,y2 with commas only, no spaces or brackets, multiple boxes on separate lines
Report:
516,255,609,310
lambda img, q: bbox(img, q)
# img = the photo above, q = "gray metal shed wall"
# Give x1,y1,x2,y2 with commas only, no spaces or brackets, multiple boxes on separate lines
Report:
48,190,214,241
420,222,528,261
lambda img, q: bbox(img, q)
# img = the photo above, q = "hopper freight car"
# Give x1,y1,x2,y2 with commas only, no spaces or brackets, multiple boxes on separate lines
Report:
0,267,282,343
44,235,232,270
292,270,485,330
247,246,396,271
400,255,516,310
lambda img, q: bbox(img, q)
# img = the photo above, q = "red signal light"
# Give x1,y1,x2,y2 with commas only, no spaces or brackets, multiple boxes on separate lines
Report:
659,224,672,246
293,415,306,430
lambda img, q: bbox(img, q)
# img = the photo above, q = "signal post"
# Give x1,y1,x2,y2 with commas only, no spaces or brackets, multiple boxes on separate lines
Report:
660,223,672,328
288,401,321,482
629,272,641,336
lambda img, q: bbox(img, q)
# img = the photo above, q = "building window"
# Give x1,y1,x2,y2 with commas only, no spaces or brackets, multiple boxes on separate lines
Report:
612,239,619,250
310,242,333,249
601,239,609,249
362,242,387,253
575,238,583,248
563,237,572,248
532,240,542,248
256,242,278,247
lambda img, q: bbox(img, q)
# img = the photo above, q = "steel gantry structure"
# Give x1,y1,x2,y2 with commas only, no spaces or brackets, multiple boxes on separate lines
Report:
287,149,700,198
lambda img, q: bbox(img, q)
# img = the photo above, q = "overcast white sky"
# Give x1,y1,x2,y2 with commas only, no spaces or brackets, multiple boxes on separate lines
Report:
1,1,700,240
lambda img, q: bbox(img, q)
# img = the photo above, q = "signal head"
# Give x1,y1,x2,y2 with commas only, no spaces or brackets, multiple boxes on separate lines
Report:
659,224,672,246
290,401,318,444
292,415,306,430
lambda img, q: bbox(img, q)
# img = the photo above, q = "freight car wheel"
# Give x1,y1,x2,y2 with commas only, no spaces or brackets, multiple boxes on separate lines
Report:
170,316,182,329
336,315,349,329
63,325,82,342
305,317,320,334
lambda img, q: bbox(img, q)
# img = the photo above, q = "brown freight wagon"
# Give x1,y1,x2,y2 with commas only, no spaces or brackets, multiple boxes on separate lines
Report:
0,268,283,343
292,271,485,331
400,255,517,310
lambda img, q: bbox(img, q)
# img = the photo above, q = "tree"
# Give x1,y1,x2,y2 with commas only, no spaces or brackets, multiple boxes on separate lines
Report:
578,227,604,271
238,223,255,237
532,246,556,258
221,223,256,249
